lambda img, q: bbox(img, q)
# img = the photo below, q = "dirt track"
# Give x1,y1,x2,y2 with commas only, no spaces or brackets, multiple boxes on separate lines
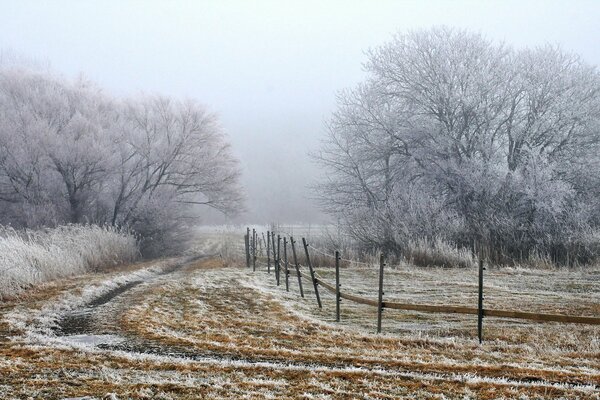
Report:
1,256,599,399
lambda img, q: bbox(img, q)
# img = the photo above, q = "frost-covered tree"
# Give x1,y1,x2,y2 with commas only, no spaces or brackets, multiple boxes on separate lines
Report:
315,27,600,265
0,64,244,255
108,95,244,254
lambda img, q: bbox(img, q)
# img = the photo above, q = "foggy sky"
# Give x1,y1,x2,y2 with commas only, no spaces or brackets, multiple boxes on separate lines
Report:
1,0,599,224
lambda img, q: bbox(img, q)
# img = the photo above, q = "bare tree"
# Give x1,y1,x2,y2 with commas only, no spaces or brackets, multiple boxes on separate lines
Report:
109,96,244,254
315,27,600,265
0,65,244,255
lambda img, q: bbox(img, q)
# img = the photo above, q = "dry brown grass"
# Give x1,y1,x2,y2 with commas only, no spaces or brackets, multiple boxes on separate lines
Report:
1,255,599,399
117,262,599,398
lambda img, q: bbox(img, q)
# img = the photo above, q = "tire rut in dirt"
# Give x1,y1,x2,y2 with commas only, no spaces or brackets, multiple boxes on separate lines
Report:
53,254,210,336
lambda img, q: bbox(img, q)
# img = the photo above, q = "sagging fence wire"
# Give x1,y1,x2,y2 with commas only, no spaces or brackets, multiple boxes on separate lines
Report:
262,226,372,267
307,243,374,267
242,228,600,342
274,227,372,267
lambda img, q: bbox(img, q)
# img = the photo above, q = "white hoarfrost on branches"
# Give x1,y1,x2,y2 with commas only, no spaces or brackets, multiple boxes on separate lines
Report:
314,27,600,266
0,63,244,256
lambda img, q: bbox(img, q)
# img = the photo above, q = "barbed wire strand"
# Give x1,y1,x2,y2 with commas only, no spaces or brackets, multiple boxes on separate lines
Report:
247,230,375,267
307,244,374,267
253,257,364,296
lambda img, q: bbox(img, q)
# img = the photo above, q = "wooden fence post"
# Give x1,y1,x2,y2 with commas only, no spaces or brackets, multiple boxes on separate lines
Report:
267,231,271,273
271,232,277,283
245,228,251,269
335,250,341,322
302,238,322,309
252,229,257,271
276,235,281,286
283,237,289,291
377,253,385,333
290,237,304,297
478,256,485,344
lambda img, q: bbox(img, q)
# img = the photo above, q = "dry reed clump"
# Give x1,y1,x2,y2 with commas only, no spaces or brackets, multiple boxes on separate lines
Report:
405,237,476,268
0,224,139,299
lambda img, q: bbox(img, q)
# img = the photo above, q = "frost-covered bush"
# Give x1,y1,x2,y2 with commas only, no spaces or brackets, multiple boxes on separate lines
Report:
0,224,139,299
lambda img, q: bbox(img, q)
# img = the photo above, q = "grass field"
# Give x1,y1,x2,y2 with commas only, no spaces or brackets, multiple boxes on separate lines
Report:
0,228,598,399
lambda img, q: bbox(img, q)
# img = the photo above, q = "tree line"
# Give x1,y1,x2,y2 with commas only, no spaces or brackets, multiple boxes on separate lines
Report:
315,27,600,266
0,63,243,255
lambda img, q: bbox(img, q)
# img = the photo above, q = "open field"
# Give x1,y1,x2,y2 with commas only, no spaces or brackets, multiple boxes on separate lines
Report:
0,230,599,399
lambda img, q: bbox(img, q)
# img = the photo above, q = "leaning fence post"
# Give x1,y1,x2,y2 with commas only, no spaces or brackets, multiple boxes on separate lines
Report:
302,238,322,309
377,253,385,333
478,255,485,344
276,235,281,286
245,228,251,269
290,237,304,297
267,231,271,273
252,229,257,271
283,237,289,291
335,250,341,322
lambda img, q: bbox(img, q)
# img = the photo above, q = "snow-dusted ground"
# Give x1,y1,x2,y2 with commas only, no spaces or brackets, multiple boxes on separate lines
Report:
0,230,599,399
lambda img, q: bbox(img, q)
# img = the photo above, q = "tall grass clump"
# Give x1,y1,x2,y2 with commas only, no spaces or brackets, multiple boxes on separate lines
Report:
0,224,139,299
404,237,476,269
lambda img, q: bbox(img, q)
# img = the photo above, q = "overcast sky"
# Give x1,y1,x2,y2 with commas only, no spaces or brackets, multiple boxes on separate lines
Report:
1,0,599,224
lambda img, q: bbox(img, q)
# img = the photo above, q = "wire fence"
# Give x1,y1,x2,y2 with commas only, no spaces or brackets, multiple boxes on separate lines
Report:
242,228,600,343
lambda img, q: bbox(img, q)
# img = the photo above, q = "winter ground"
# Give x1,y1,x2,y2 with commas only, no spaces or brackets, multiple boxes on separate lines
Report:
0,230,599,399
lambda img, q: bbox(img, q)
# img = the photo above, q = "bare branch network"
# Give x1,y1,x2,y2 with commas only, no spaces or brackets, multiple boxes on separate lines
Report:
0,65,244,255
313,27,600,266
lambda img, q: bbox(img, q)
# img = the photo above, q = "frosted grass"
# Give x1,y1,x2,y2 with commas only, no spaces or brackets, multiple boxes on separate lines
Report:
0,224,139,299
